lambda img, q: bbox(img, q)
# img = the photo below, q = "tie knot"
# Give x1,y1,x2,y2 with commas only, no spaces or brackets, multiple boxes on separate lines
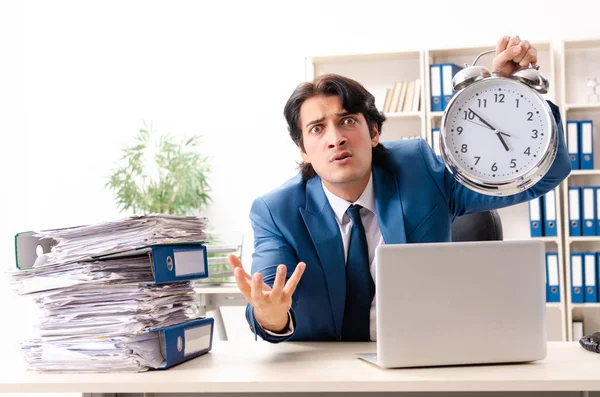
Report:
346,204,363,224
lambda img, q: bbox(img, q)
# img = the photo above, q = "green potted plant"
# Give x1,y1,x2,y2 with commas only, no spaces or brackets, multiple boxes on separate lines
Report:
106,122,211,216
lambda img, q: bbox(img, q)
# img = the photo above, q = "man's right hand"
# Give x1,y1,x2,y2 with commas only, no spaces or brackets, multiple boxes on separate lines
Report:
227,254,306,333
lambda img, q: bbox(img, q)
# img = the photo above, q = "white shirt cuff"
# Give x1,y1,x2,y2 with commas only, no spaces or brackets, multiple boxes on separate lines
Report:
263,311,294,336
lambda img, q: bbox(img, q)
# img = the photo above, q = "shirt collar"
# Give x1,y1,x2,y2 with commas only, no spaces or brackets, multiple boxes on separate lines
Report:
322,172,376,224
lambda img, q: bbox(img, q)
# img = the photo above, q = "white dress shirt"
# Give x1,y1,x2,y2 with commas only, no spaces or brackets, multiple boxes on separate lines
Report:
263,172,383,341
321,172,383,341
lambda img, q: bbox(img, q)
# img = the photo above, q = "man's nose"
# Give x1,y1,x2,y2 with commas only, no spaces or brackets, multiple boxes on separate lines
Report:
327,125,347,148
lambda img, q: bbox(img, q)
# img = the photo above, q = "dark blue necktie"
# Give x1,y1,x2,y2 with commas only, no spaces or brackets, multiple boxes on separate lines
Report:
341,204,375,341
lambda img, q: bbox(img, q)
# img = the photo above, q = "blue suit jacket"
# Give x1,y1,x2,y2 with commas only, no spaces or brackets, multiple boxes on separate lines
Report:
246,101,571,343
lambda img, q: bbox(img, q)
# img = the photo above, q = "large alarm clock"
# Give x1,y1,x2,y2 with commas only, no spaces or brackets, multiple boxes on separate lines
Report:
439,49,558,196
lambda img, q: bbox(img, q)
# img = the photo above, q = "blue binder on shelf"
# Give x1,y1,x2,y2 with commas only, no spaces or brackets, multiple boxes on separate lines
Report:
580,120,594,170
441,63,463,110
566,120,580,170
545,252,560,303
584,252,598,303
150,317,214,370
543,190,557,237
582,186,597,236
528,196,544,237
596,187,600,235
569,187,582,236
571,253,584,304
430,64,443,112
14,231,209,284
597,253,600,301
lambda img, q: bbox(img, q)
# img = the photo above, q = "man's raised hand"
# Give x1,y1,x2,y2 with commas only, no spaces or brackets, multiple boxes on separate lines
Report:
227,254,306,332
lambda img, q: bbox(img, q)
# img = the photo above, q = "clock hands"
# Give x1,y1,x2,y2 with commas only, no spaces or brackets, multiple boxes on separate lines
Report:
463,118,512,137
467,108,497,130
467,108,511,152
496,131,510,151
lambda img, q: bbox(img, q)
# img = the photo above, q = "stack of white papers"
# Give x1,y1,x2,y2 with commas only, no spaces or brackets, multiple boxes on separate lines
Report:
32,213,208,267
10,214,210,373
23,332,166,373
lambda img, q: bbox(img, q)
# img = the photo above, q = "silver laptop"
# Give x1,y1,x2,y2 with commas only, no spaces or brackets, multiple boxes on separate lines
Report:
359,240,547,368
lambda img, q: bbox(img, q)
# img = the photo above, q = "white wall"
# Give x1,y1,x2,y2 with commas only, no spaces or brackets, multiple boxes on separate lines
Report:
1,0,600,373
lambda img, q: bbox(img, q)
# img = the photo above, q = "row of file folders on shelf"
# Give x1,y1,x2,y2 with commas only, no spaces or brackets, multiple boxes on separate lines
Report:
528,190,558,237
546,252,600,304
430,63,462,111
570,252,600,303
567,186,600,236
567,120,594,170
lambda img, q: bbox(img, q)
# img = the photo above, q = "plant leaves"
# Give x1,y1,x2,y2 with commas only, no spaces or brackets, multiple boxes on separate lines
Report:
105,122,211,215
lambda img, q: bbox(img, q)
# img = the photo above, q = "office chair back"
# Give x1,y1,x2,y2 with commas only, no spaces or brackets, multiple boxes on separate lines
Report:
451,210,503,242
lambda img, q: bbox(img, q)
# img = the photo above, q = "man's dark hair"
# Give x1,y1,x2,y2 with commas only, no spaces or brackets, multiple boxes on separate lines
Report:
283,73,388,180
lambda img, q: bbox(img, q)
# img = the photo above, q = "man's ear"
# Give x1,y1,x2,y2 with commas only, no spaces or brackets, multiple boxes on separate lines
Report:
299,144,310,163
371,125,380,147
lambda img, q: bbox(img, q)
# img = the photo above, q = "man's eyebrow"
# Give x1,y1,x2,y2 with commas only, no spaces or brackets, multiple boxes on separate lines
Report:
305,112,356,128
305,117,324,128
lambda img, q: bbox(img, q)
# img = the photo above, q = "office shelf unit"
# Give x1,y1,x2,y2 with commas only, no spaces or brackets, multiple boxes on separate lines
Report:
560,38,600,342
306,39,600,342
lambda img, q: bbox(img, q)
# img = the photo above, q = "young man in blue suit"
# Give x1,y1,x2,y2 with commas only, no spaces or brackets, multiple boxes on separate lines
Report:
227,35,571,343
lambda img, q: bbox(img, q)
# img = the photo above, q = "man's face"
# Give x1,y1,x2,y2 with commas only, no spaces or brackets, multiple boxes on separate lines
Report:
299,95,379,187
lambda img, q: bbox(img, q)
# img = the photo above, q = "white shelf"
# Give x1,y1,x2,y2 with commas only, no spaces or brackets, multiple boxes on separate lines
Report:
565,103,600,111
429,111,444,119
571,303,600,309
426,42,551,58
309,50,421,64
568,236,600,243
547,303,563,310
384,111,422,120
564,37,600,50
569,170,600,176
538,237,560,243
505,237,559,243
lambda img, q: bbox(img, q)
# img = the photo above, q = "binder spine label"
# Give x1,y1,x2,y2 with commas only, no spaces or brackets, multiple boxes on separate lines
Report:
174,248,207,276
570,188,580,220
184,323,212,356
546,190,556,220
548,254,559,287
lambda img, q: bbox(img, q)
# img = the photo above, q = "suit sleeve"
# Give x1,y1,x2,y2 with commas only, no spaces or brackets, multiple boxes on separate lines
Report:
421,100,571,219
244,196,299,343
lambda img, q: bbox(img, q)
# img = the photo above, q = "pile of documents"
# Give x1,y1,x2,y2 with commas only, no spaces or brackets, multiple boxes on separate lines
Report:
30,214,208,267
10,214,214,373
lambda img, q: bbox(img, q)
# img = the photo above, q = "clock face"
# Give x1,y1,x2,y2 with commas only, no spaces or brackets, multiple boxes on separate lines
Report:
441,77,553,185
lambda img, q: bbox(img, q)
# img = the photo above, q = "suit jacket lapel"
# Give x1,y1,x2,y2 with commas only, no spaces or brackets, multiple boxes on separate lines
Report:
373,161,407,244
299,176,345,337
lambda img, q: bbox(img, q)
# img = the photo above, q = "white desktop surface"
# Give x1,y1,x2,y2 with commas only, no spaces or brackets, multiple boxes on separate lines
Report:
1,341,599,393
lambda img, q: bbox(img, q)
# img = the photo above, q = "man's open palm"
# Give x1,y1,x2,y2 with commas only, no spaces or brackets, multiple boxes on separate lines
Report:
227,254,306,331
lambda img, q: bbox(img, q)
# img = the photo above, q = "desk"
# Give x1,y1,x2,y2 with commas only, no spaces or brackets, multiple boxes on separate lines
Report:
1,342,600,396
194,284,245,341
